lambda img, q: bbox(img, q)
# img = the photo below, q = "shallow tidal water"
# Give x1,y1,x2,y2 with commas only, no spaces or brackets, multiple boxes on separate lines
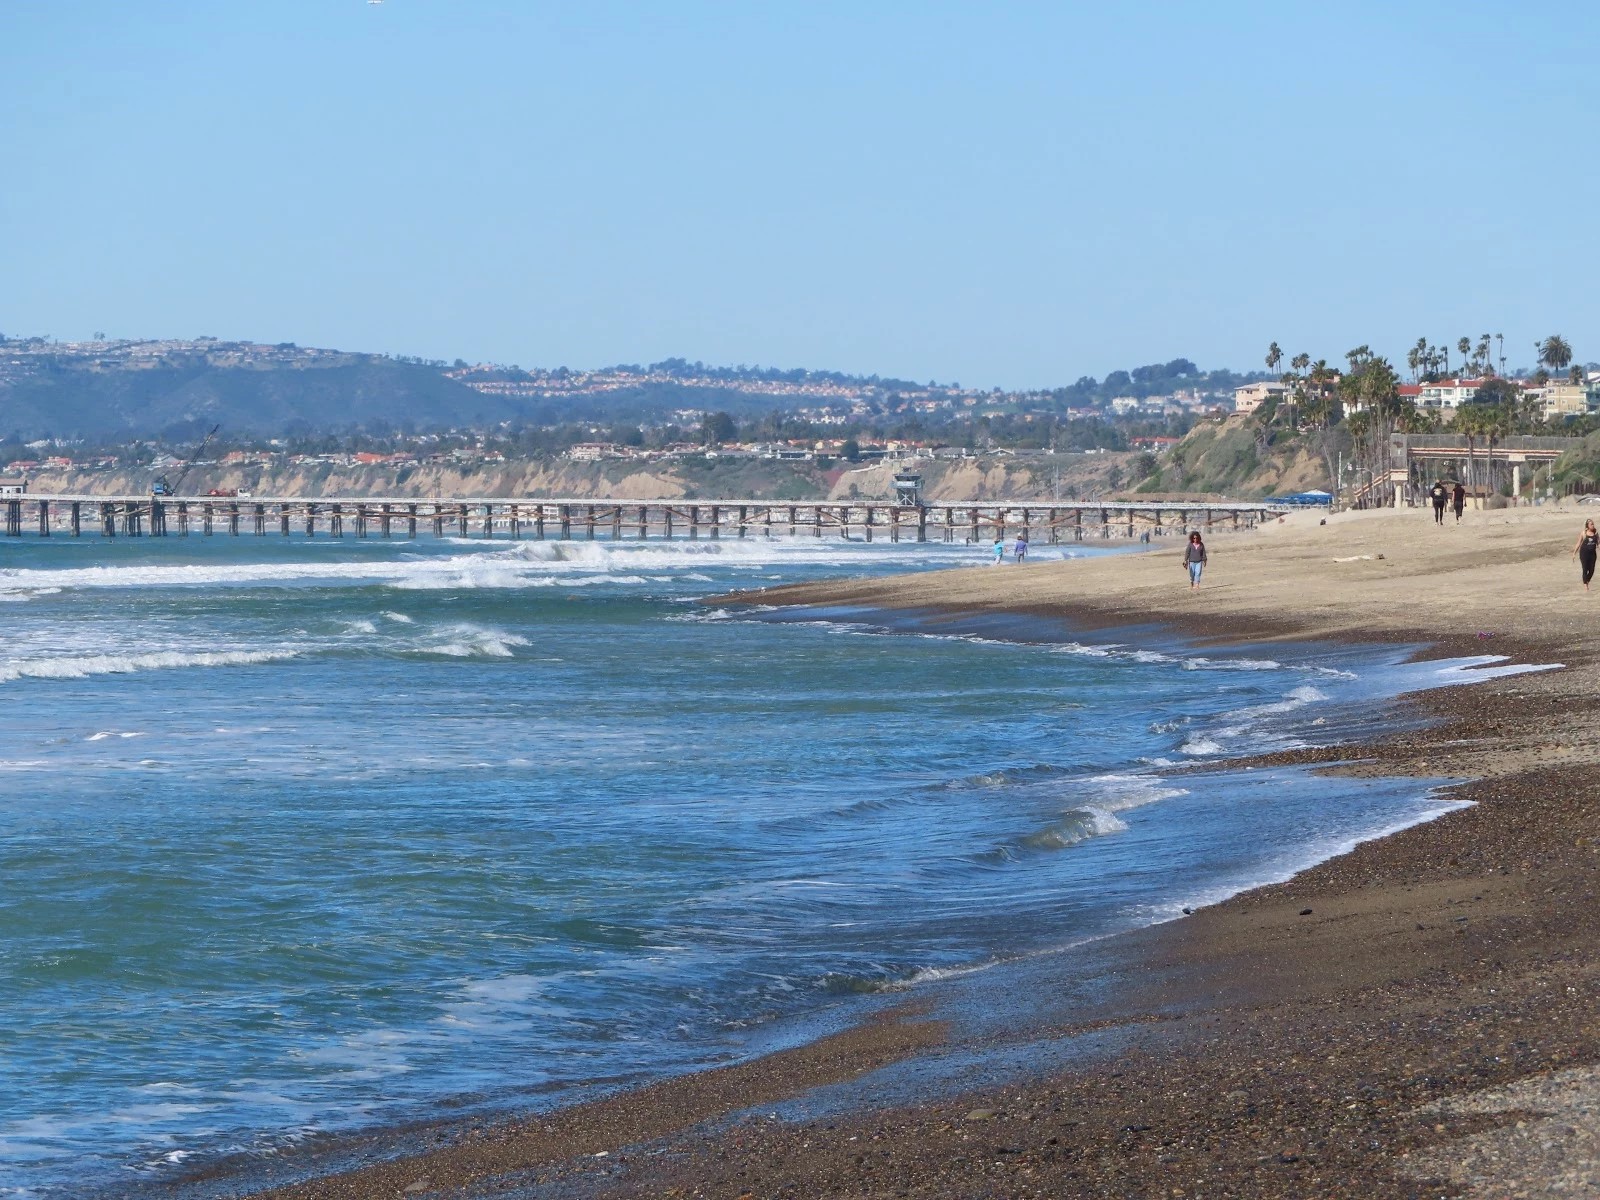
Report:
0,532,1522,1195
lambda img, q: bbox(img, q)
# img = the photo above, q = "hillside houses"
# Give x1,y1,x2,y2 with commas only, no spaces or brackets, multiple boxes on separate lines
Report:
1417,376,1600,420
1238,373,1600,422
561,439,940,465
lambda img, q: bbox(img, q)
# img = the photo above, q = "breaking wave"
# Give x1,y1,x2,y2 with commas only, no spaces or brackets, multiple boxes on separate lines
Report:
408,624,531,659
0,536,984,598
1178,685,1331,756
0,649,297,684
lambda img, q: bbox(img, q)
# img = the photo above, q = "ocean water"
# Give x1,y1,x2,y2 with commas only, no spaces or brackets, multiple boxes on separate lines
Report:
0,532,1528,1195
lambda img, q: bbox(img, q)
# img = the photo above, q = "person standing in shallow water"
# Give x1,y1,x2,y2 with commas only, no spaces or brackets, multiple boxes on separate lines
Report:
993,536,1006,564
1574,519,1599,592
1453,482,1467,523
1430,481,1448,525
1183,531,1208,589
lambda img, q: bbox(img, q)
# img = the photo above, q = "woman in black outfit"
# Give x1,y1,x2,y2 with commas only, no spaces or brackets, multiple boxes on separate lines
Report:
1574,519,1599,592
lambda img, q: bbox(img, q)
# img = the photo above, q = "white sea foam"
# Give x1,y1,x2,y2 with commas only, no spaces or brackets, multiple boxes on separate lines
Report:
1182,655,1283,671
0,649,297,685
1129,648,1175,664
0,536,985,598
1175,685,1334,756
0,585,61,602
388,569,653,591
409,623,530,659
667,608,738,623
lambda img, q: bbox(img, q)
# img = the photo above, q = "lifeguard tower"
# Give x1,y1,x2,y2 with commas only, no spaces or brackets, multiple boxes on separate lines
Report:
893,472,924,507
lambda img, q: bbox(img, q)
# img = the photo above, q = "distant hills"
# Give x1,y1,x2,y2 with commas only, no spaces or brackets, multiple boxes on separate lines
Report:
0,340,519,441
0,336,1259,443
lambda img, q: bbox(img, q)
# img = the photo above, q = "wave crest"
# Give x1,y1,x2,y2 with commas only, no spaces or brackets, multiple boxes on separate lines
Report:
0,649,296,685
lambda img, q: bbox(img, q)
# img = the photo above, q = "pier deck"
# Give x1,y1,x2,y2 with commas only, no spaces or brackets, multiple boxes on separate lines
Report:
0,495,1293,543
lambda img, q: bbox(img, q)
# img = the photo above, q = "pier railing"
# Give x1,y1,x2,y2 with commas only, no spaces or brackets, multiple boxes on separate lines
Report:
0,495,1293,543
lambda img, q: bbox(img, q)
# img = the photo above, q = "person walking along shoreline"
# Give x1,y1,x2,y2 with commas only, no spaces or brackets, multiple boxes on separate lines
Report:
1183,531,1208,589
1574,519,1598,592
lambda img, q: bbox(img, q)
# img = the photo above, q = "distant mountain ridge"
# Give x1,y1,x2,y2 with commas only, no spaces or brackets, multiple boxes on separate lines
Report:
0,339,516,440
0,335,1259,441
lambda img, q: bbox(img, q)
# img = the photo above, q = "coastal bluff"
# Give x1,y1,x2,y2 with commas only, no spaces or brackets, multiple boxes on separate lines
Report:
23,453,1126,506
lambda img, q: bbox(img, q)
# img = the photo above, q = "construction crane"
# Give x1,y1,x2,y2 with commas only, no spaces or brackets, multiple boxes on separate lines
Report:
151,425,221,496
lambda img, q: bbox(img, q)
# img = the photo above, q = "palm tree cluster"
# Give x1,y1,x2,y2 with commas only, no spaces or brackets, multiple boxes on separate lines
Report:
1263,343,1415,435
1406,334,1503,381
1263,347,1339,431
1264,334,1592,505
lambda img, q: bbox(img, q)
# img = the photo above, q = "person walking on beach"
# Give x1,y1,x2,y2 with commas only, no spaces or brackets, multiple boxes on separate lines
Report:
1574,519,1599,592
993,536,1006,564
1183,531,1208,589
1014,533,1028,562
1452,481,1467,522
1430,481,1448,525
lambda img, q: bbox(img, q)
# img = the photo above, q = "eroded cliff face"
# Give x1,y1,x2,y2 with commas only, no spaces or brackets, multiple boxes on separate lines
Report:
24,462,688,500
826,456,1122,502
25,453,1128,503
1144,415,1335,499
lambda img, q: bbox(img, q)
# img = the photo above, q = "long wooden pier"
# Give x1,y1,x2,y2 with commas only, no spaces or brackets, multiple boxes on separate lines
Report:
0,495,1292,543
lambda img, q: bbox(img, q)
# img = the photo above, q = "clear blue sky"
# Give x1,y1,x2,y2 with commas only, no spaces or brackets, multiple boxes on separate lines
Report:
2,2,1595,389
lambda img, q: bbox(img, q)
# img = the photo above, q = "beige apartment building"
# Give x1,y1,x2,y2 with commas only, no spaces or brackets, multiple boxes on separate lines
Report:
1231,381,1288,414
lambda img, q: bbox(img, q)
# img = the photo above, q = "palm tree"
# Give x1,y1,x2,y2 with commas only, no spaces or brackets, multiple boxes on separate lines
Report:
1454,403,1485,500
1458,337,1473,374
1291,352,1311,374
1540,335,1575,374
1486,401,1516,499
1458,399,1510,501
1409,337,1433,382
1300,359,1336,429
1310,358,1333,399
1496,332,1505,376
1362,357,1400,416
1519,388,1547,430
1266,342,1283,376
1477,334,1493,374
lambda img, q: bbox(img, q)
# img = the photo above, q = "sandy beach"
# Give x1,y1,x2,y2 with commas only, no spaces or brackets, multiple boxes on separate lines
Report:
227,503,1600,1200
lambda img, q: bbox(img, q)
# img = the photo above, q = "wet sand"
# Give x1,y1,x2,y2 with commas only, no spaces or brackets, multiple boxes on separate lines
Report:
228,504,1600,1199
